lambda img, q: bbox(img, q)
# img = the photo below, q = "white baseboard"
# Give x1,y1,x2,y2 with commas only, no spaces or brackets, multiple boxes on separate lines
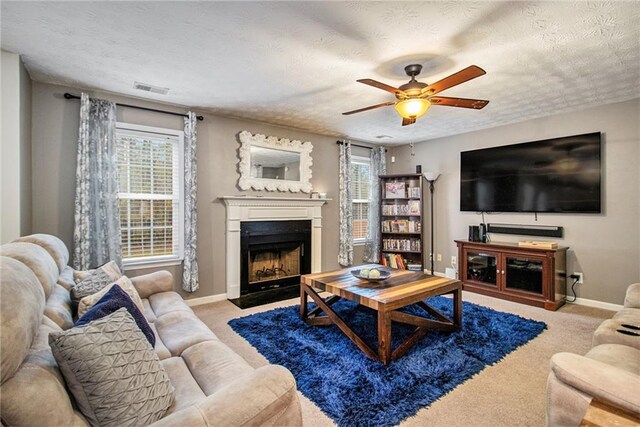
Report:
569,297,623,312
185,293,227,307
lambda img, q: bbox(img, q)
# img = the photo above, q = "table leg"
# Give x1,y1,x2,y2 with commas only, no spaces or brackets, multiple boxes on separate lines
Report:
377,309,392,365
300,283,308,319
453,287,462,329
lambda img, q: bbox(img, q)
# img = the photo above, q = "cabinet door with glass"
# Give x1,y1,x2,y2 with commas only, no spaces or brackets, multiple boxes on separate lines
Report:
463,250,499,287
502,254,547,295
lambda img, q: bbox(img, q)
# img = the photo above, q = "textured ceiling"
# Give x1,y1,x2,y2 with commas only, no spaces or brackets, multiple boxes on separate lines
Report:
2,1,639,144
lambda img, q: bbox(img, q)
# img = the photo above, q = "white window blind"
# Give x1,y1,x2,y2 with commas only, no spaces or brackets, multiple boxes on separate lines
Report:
351,157,370,243
115,123,184,265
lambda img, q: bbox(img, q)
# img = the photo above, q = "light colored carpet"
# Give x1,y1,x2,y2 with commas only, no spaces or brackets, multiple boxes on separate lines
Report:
193,291,613,427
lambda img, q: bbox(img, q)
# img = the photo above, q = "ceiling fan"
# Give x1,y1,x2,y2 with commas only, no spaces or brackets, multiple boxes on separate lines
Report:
343,64,489,126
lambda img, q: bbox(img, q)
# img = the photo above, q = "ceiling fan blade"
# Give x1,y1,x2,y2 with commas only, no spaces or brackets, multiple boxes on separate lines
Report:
342,101,396,115
421,65,486,96
429,96,489,109
402,117,416,126
357,79,404,95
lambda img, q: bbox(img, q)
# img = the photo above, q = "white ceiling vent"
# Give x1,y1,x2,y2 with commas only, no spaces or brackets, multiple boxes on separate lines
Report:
133,81,169,95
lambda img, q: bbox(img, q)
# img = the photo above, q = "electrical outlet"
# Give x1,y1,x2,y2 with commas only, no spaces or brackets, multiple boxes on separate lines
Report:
437,253,442,262
573,272,584,284
451,256,457,266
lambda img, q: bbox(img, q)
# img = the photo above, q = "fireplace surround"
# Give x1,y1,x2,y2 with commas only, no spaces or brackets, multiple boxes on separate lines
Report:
220,196,328,308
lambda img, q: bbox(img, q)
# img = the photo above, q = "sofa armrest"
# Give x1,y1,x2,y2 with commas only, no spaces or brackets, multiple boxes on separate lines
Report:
129,270,174,299
624,283,640,309
151,365,302,427
551,352,640,416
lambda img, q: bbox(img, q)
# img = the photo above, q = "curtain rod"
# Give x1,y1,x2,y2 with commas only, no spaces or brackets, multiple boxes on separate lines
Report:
63,93,204,121
336,140,387,152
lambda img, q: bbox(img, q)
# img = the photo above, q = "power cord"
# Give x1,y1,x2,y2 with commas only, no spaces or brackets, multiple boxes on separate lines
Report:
565,274,580,302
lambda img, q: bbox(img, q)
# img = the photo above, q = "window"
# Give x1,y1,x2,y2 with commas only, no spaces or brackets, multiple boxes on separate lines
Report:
115,123,184,267
351,156,370,244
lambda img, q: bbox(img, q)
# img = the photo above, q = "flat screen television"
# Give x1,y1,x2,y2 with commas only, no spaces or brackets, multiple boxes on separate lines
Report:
460,132,601,213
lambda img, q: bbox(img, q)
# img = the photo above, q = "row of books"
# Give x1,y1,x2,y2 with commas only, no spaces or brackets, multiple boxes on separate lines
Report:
382,219,421,233
382,238,421,252
384,182,421,199
382,201,421,216
380,253,407,269
380,253,423,271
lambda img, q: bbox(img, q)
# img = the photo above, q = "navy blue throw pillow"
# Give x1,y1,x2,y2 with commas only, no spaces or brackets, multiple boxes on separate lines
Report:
75,284,156,347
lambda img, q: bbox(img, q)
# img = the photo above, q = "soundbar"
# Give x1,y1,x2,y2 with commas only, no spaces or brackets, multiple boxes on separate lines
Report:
487,223,563,238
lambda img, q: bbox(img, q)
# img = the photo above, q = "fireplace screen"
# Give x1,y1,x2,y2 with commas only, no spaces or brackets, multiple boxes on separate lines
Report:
249,245,301,284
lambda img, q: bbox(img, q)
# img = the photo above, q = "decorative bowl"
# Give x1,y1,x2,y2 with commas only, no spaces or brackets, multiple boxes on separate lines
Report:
350,267,392,282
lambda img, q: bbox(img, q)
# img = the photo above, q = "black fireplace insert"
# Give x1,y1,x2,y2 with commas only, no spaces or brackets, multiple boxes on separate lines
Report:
230,220,311,308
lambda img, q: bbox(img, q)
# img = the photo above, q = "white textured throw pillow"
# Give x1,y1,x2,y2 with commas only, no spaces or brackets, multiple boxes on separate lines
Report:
78,276,144,318
73,260,122,283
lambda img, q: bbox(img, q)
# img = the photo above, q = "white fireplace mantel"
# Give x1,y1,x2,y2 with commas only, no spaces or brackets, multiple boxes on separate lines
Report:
219,196,330,299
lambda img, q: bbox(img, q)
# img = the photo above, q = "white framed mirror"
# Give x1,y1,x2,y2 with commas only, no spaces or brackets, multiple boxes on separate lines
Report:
238,130,313,193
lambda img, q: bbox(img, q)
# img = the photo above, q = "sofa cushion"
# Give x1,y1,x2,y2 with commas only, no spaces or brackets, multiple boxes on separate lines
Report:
181,340,253,395
77,275,143,318
0,256,46,383
0,316,87,426
624,283,640,309
586,343,640,374
150,322,172,360
76,284,155,346
49,309,174,427
143,298,158,322
592,318,640,349
44,284,74,330
149,291,193,318
57,265,76,291
0,242,58,298
161,357,207,415
14,234,70,273
154,309,218,356
612,307,640,324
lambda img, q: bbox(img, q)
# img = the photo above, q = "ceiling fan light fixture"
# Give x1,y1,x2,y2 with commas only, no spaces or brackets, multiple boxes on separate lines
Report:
394,98,431,119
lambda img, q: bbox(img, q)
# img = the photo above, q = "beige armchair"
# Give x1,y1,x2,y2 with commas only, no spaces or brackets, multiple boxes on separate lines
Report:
546,284,640,426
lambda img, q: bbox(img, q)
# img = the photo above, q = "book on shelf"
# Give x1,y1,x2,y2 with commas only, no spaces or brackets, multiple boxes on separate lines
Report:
381,253,406,270
382,238,421,252
385,181,405,198
382,204,409,215
408,186,421,198
381,219,422,233
406,263,423,271
408,200,421,215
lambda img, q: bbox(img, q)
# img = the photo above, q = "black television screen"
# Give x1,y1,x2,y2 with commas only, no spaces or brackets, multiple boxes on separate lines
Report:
460,132,601,213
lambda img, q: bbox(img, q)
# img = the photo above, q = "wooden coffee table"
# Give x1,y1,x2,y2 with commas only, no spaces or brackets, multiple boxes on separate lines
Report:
300,265,462,365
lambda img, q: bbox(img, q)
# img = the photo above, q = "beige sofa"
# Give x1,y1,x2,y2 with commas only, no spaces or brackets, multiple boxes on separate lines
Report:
546,283,640,426
0,234,302,426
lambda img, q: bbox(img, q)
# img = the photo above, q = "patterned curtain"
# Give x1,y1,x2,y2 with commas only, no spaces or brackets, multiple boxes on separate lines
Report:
73,93,122,270
338,142,353,266
363,146,387,263
182,112,199,292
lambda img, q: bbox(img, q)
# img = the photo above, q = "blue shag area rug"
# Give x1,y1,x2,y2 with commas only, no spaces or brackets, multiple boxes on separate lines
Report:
229,296,546,427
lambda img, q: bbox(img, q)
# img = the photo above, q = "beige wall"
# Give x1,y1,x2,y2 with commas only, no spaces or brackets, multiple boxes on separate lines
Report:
388,98,640,305
1,51,32,243
31,81,370,299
